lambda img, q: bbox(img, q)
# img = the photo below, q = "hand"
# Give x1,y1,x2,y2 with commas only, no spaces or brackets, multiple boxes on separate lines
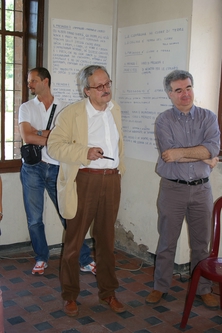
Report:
87,147,104,161
203,156,219,168
162,148,183,163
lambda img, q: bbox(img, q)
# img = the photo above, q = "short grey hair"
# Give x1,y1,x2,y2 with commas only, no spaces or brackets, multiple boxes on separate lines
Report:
163,70,194,93
77,65,110,98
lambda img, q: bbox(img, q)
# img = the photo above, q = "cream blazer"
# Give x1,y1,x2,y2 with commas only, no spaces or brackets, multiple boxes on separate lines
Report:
47,98,125,219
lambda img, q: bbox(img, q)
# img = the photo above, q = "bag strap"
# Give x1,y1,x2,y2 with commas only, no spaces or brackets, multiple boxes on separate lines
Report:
46,104,57,130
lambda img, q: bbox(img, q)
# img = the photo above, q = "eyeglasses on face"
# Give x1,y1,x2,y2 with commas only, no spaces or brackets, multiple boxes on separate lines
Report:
87,80,112,92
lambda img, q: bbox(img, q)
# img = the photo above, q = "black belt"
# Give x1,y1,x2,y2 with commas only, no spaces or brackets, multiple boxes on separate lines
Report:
167,177,209,186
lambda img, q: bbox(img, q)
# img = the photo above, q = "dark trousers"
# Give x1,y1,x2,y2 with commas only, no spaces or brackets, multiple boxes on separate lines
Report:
154,178,213,295
61,171,121,301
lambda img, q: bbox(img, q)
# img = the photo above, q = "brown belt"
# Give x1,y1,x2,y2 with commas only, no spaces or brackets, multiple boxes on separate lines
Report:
79,168,118,175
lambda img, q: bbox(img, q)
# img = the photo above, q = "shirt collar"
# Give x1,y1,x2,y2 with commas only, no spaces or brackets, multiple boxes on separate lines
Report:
33,95,58,107
86,98,114,118
173,104,195,119
34,96,41,105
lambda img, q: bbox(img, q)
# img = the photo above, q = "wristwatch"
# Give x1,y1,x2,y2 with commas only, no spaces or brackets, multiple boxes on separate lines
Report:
37,130,43,136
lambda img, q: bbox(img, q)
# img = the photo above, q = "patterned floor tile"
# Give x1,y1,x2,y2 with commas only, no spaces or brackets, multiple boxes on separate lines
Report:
0,247,222,333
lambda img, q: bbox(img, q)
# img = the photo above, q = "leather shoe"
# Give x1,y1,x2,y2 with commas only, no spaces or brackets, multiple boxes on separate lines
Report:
100,296,125,313
146,290,164,304
199,293,219,309
64,300,79,316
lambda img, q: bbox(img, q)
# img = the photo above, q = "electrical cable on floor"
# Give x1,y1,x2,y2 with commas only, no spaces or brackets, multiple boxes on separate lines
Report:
0,246,151,273
0,250,145,272
115,261,144,271
0,246,61,260
0,256,145,272
0,255,35,260
173,272,190,283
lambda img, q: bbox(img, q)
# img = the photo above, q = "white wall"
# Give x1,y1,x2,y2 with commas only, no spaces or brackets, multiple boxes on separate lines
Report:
45,0,115,74
0,173,28,245
116,0,193,263
117,0,222,264
189,0,222,112
0,172,65,247
1,0,222,264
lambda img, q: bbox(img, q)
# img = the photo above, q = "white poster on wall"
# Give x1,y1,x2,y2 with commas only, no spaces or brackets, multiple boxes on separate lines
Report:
51,18,112,103
116,18,188,163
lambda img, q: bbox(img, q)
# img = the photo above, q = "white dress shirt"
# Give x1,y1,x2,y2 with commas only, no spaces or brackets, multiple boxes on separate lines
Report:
82,98,119,169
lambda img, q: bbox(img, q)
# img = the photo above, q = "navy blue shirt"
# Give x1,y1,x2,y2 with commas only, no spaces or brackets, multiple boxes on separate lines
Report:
156,105,220,180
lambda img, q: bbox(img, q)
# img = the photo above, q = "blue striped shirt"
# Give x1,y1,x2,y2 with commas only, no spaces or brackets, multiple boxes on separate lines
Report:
155,105,220,180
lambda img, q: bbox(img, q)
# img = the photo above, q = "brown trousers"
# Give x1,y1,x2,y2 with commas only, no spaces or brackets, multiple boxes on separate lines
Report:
61,171,121,301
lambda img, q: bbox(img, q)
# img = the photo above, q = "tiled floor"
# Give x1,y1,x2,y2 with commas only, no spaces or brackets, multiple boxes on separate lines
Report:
0,245,222,333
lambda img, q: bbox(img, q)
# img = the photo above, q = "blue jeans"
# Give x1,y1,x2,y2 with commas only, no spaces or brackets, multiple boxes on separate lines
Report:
20,161,93,266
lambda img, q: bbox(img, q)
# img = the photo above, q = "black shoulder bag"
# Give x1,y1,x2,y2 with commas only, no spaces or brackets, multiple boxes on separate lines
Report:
21,104,57,165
